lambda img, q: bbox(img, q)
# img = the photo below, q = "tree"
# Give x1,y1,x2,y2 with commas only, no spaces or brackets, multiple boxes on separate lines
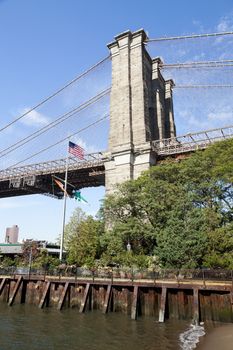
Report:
0,256,16,267
101,138,233,269
21,240,39,266
63,207,87,248
66,216,104,268
203,223,233,269
33,249,60,269
180,141,233,222
155,208,208,268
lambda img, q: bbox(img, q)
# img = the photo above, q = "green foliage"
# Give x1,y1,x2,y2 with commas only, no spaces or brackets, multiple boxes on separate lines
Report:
203,223,233,269
155,209,208,268
63,207,87,248
32,249,60,269
21,240,39,265
66,215,104,268
102,138,233,269
204,138,233,183
0,256,16,267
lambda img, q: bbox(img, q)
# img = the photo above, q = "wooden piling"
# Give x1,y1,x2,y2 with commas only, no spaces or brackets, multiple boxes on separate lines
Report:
8,276,23,306
38,281,51,309
57,282,69,310
230,291,233,314
131,286,139,320
177,290,186,319
102,284,112,314
193,288,200,324
158,287,167,322
0,278,7,295
79,283,90,313
0,274,232,322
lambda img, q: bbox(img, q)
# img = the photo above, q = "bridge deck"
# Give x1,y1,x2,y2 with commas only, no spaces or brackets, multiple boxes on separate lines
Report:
152,124,233,156
0,153,105,198
0,125,232,199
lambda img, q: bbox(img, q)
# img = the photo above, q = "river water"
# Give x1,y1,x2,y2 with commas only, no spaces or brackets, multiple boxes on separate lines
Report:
0,304,211,350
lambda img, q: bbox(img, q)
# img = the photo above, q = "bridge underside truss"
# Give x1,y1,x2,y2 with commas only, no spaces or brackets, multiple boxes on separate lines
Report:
0,126,232,199
0,154,105,199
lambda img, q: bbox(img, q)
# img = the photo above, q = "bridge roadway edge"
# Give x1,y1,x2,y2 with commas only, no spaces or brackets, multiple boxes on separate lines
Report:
0,123,232,198
0,157,105,198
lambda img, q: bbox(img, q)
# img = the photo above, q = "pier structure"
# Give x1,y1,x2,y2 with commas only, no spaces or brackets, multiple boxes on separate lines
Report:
0,272,232,323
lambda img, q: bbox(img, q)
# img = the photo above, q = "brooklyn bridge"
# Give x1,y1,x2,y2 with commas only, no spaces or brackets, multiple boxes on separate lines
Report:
0,29,233,199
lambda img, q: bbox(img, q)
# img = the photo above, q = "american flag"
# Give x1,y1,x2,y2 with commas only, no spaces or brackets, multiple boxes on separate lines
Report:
68,141,84,159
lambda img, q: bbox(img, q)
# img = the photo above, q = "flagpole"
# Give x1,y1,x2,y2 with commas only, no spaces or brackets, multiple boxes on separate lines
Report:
59,141,70,261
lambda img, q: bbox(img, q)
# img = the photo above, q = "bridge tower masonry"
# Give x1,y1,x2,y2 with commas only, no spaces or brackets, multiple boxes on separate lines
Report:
104,29,176,193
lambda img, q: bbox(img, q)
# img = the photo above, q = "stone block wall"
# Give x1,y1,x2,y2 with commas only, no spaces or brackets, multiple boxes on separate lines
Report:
105,29,176,193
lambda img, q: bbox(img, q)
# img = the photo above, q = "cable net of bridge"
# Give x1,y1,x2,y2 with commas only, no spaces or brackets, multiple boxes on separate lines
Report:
147,30,233,137
0,30,233,173
0,57,111,171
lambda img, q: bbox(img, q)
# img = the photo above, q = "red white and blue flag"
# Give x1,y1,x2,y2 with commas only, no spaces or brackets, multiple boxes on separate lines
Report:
68,141,84,159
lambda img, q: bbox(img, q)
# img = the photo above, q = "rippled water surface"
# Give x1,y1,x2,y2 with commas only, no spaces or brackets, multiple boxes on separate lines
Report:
0,304,195,350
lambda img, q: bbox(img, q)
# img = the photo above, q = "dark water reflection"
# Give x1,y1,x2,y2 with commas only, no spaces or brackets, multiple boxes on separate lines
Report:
0,304,191,350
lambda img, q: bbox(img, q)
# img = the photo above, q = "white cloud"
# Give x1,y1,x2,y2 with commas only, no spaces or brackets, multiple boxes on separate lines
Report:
217,16,233,32
177,105,233,134
20,108,50,127
176,49,188,58
185,115,211,131
192,52,206,61
192,20,205,33
208,110,233,122
71,136,98,154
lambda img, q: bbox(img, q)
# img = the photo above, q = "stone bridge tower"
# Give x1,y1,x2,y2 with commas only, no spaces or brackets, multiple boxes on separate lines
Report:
104,29,176,192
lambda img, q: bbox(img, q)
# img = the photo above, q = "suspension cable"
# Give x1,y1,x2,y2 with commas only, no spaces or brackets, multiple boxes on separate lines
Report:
6,114,109,169
0,88,110,158
163,65,233,70
162,59,233,69
174,85,233,89
0,55,110,133
147,31,233,42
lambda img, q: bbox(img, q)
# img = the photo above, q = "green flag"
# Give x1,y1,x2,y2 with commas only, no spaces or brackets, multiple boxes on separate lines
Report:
73,190,88,204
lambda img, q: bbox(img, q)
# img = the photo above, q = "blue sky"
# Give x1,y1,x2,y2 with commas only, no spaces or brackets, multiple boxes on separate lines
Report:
0,0,233,243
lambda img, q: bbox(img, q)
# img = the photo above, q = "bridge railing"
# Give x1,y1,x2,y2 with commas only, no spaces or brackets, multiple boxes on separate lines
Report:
1,126,233,181
152,125,233,156
1,267,232,283
0,153,104,181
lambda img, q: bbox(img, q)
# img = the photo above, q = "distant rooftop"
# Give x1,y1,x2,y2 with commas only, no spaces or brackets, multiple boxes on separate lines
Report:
0,243,21,246
0,244,22,254
0,242,60,255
